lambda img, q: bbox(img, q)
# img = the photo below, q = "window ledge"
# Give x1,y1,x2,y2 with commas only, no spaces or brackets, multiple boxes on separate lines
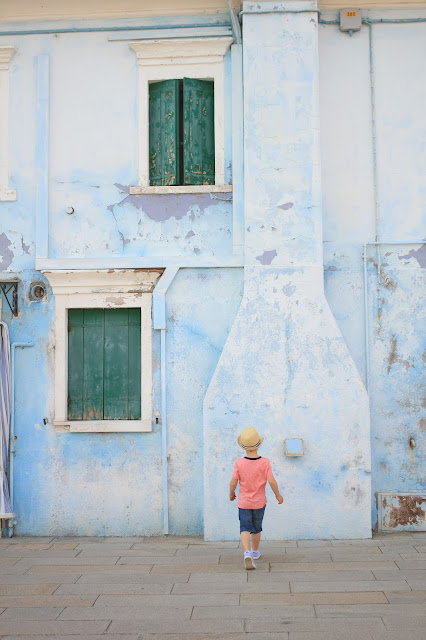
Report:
0,189,17,202
129,185,232,195
54,420,152,433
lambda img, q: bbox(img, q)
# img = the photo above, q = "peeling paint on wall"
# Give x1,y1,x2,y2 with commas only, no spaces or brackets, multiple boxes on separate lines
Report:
0,233,14,269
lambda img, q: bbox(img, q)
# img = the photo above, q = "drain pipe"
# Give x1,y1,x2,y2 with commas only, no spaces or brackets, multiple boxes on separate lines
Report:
362,241,425,395
8,342,34,537
153,267,179,535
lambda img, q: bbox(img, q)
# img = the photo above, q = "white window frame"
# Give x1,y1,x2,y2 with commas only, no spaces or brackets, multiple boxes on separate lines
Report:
129,37,233,194
43,269,162,433
0,47,16,201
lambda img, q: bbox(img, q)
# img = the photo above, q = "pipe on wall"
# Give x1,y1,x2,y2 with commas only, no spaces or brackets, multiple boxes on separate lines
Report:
152,267,179,535
8,342,34,537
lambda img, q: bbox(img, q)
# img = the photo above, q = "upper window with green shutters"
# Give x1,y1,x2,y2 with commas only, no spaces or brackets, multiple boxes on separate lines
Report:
129,37,233,193
149,78,214,187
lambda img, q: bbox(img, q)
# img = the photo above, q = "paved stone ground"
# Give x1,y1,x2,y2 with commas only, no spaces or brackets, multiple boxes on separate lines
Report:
0,532,425,640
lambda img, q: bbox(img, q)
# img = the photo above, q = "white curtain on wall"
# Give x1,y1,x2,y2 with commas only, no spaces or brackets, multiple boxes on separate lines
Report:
0,321,12,518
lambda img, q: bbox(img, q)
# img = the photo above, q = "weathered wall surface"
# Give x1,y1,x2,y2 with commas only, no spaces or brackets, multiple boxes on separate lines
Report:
0,19,241,535
1,4,424,537
319,12,426,529
2,265,242,535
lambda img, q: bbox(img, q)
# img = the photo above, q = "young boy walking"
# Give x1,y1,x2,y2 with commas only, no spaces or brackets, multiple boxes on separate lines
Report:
230,427,283,570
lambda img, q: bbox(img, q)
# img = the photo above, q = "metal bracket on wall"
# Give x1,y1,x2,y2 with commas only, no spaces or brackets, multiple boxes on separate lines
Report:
0,281,19,317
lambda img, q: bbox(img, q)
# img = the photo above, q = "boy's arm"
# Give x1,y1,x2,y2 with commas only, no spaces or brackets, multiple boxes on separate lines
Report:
268,476,284,504
229,477,238,501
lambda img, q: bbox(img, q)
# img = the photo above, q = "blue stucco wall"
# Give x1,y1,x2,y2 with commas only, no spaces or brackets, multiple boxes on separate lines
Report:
319,11,426,529
0,5,424,537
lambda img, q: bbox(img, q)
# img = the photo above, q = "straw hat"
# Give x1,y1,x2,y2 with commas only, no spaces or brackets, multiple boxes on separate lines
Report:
237,427,264,450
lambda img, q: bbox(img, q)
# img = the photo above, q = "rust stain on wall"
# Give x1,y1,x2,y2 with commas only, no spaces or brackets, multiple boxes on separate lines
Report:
383,495,425,528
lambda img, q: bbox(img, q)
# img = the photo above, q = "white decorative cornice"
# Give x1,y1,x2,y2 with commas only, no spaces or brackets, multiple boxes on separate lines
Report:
129,37,233,65
43,269,162,296
0,47,15,71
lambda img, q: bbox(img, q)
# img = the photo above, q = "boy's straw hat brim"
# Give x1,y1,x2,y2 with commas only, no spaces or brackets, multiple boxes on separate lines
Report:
238,427,264,450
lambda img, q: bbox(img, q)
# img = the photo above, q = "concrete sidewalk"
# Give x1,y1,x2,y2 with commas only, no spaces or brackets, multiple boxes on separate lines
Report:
0,532,425,640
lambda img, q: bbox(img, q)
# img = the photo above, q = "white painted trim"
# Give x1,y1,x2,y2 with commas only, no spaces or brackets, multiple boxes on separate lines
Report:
129,37,232,188
0,47,16,201
38,256,244,270
43,270,161,433
129,184,232,194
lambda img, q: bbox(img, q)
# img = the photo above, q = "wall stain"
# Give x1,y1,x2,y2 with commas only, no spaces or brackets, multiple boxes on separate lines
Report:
256,249,277,265
383,495,425,528
0,233,14,269
399,245,426,268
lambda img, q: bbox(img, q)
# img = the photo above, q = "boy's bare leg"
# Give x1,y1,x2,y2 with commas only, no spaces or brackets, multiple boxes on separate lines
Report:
240,531,251,552
251,533,261,551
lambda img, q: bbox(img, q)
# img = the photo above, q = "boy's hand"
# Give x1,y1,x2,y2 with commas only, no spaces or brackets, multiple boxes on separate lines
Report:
276,494,284,504
229,492,236,501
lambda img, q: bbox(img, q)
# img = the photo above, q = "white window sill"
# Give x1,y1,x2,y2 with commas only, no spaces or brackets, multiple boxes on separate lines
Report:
0,189,16,202
54,420,152,433
129,185,232,195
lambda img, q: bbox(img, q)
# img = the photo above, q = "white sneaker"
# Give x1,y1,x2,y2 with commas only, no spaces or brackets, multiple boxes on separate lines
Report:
244,551,256,570
251,550,261,560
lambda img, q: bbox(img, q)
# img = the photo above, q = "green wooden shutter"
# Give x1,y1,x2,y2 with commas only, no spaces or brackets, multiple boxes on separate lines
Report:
183,78,215,185
68,309,84,420
149,80,180,186
68,309,141,421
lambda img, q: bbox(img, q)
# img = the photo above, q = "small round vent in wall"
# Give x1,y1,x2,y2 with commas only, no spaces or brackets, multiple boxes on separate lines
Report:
29,281,47,302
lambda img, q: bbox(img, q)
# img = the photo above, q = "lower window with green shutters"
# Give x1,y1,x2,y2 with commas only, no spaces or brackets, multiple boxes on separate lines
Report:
68,308,141,421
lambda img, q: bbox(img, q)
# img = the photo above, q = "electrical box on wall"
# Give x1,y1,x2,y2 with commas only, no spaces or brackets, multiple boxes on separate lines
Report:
285,438,304,457
340,8,362,32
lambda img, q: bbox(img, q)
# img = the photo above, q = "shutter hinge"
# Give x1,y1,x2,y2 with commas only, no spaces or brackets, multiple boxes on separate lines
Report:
67,396,71,407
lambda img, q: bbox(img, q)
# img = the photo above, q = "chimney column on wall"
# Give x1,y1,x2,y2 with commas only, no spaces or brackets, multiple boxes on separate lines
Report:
203,1,372,541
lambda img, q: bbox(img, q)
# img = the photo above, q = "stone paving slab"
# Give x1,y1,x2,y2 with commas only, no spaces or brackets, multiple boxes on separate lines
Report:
314,603,426,617
270,561,397,572
245,617,386,633
26,563,152,573
0,573,80,584
371,633,426,640
173,581,291,594
1,636,140,640
290,580,410,592
151,563,270,573
0,584,59,596
192,604,316,619
108,619,245,634
76,571,190,584
240,591,387,605
384,589,426,603
141,634,290,640
55,582,174,595
381,616,426,631
0,595,96,607
0,607,64,620
248,569,376,582
0,620,109,635
117,555,221,565
0,557,20,566
0,636,140,640
94,593,240,607
288,634,376,640
372,569,426,580
57,605,193,620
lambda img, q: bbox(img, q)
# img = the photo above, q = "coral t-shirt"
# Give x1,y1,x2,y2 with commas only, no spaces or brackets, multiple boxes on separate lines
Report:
232,456,273,509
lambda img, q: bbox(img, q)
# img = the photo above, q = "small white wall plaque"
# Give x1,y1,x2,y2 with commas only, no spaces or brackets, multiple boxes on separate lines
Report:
285,438,304,457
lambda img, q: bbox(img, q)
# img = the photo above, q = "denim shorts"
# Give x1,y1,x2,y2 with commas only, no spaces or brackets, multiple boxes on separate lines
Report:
238,506,266,534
